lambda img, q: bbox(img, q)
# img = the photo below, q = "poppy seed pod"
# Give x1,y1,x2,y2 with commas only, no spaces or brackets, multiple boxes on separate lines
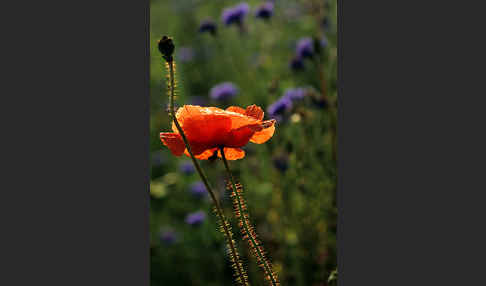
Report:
158,36,175,62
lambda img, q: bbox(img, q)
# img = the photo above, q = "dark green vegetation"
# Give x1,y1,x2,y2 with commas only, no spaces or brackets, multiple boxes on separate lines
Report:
150,1,337,285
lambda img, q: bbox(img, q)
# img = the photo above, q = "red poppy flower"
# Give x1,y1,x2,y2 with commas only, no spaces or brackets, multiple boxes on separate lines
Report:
160,105,276,160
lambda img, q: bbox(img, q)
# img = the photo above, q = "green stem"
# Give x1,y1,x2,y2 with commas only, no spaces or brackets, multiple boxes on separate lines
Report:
166,60,247,285
220,147,278,286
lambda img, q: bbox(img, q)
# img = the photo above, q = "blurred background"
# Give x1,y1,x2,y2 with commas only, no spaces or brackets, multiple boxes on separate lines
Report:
150,0,337,285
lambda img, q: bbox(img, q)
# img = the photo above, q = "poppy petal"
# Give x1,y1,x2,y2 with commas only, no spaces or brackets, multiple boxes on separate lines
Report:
250,119,276,144
172,105,201,133
225,124,259,147
185,148,217,160
228,112,260,130
184,116,231,144
217,147,245,160
160,132,185,156
245,104,264,120
226,106,246,114
173,105,233,145
192,142,215,156
172,105,222,133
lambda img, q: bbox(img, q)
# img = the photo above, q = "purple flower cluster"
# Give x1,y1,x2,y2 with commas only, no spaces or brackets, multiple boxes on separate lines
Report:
185,211,206,226
296,37,314,58
159,229,177,245
290,37,323,71
179,160,195,175
290,56,304,71
189,181,207,198
267,96,292,118
284,87,306,101
198,19,217,35
255,2,274,20
267,88,307,120
209,82,239,101
221,3,250,26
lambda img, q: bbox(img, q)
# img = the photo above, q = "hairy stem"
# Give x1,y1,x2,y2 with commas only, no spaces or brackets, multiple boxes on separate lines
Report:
220,147,279,286
166,60,248,285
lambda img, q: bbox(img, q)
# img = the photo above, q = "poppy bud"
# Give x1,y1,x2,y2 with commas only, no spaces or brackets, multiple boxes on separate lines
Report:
158,36,175,62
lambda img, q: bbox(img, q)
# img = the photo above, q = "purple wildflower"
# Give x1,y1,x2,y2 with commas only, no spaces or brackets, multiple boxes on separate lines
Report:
284,88,306,101
189,181,207,198
159,229,177,245
209,82,239,101
222,3,250,26
185,211,206,226
267,96,293,118
290,55,304,71
199,19,217,35
255,2,274,20
179,161,195,175
296,37,315,58
267,88,308,120
177,46,194,63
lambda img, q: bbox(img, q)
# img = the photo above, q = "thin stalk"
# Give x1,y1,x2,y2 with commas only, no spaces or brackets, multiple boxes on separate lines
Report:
220,147,279,286
166,60,248,285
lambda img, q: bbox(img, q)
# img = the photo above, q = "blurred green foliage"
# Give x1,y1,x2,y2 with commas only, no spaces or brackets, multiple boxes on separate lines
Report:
150,0,337,285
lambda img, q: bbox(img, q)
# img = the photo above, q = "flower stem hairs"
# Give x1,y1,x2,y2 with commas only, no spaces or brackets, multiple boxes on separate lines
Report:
158,36,249,286
158,36,279,286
